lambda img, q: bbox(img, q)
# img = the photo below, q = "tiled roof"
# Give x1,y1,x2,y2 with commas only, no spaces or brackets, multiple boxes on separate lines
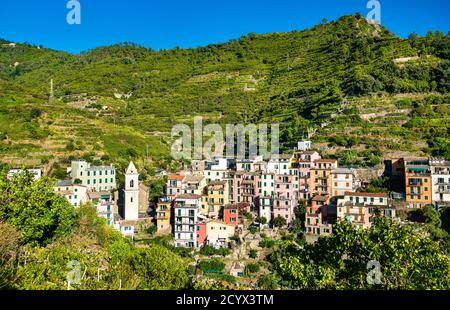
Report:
344,191,388,198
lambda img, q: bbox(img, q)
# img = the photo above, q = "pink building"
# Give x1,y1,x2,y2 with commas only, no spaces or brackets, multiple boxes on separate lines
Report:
231,172,260,212
273,174,298,225
305,195,332,236
196,222,207,248
166,174,185,200
291,151,321,199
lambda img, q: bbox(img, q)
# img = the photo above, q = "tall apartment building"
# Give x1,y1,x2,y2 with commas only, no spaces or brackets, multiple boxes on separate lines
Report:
291,151,321,199
174,194,202,248
310,159,338,196
258,173,275,223
430,158,450,204
156,197,172,234
70,160,116,191
273,174,298,225
404,158,432,208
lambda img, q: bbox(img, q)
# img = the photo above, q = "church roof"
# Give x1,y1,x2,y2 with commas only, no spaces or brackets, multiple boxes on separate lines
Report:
126,161,138,174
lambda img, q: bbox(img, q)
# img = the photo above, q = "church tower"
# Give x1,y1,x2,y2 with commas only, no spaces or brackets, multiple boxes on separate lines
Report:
124,161,139,220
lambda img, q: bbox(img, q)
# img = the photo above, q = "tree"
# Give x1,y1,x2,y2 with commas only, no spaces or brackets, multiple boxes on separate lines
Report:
0,172,76,245
271,218,450,289
257,216,267,225
274,216,287,228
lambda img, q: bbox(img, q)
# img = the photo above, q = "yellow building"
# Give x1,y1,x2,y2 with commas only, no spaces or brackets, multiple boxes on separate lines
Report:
156,197,172,234
204,181,229,218
404,158,432,208
309,159,338,196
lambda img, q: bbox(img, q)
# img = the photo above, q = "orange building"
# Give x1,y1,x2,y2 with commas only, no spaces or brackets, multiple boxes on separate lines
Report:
223,204,239,226
305,195,332,235
404,158,432,208
309,159,338,196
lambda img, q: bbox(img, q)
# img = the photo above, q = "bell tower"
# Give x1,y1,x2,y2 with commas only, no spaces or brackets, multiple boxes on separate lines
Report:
124,161,139,220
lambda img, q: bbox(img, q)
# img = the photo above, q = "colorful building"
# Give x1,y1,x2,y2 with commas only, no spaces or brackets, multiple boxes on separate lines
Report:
305,195,332,236
223,204,239,226
87,191,115,225
205,180,229,217
430,158,450,204
173,194,202,248
70,160,116,191
166,174,185,200
404,158,432,208
337,192,395,229
310,159,338,196
156,197,172,234
331,168,357,197
273,174,298,225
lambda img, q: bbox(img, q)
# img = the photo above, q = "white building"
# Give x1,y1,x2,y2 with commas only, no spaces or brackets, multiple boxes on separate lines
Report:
205,220,236,248
124,161,139,221
54,180,88,208
331,168,357,197
8,168,42,180
430,158,450,203
70,160,116,191
297,140,312,151
174,194,202,248
267,154,293,175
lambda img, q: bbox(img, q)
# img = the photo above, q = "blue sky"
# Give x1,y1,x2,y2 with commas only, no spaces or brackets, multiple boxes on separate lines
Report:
0,0,449,53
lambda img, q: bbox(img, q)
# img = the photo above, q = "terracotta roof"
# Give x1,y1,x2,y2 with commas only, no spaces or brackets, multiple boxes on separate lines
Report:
168,175,185,181
312,195,329,202
175,193,203,199
344,191,388,198
314,159,337,163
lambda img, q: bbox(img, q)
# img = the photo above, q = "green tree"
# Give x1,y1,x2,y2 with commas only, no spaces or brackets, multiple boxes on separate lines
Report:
271,218,450,289
0,172,76,245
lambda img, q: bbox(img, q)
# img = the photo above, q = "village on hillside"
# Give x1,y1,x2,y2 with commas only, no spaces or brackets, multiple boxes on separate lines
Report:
7,139,450,254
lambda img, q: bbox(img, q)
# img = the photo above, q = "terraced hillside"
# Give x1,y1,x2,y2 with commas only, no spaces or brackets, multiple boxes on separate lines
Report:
0,14,449,178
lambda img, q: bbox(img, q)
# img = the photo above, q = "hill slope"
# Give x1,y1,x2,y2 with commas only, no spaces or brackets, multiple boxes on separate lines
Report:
0,14,449,177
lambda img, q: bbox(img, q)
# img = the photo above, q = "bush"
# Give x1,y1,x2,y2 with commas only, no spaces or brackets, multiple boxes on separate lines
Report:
246,263,260,274
259,239,276,248
146,225,157,235
249,249,258,259
199,258,225,273
199,245,230,257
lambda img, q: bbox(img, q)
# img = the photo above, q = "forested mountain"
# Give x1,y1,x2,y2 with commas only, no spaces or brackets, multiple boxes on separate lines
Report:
1,14,449,175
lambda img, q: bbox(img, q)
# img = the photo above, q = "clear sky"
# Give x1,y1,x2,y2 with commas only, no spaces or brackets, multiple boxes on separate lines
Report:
0,0,449,53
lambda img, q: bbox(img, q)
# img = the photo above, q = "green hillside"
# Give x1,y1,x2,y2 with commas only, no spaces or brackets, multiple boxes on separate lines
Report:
1,14,450,176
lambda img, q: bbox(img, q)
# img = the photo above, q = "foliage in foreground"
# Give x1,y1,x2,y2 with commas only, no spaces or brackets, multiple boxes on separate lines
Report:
271,219,450,289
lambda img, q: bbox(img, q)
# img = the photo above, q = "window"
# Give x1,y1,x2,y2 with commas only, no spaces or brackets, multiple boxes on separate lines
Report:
131,197,133,203
130,179,134,188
